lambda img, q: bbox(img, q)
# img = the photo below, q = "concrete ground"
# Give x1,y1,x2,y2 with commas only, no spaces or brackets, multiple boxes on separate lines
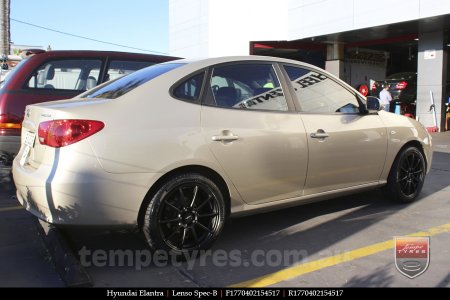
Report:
0,166,64,287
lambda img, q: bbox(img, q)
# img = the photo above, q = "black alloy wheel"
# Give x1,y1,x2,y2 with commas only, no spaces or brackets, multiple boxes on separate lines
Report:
385,146,426,203
143,173,226,254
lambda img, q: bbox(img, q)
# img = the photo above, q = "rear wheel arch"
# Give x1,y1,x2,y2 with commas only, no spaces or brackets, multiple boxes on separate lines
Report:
137,165,230,229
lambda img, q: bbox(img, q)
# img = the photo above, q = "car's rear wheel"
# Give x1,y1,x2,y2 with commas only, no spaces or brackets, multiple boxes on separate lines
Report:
384,146,426,203
143,173,226,255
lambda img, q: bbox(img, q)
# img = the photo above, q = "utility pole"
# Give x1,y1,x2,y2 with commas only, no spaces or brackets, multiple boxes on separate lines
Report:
0,0,10,57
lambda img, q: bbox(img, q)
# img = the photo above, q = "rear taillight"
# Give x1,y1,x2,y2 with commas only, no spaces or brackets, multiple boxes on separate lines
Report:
38,119,104,148
396,81,408,90
0,114,22,129
371,83,376,92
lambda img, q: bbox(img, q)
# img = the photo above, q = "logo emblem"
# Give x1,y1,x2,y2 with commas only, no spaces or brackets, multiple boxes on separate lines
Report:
25,108,30,118
395,236,430,278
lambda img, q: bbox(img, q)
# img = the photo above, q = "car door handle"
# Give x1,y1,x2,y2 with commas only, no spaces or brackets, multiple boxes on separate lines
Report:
310,130,329,139
212,135,239,142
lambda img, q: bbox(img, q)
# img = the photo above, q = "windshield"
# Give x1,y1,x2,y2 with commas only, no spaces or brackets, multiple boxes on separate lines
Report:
82,62,184,99
0,58,29,89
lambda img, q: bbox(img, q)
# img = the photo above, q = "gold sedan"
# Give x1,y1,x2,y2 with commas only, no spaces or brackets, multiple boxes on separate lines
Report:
12,56,432,254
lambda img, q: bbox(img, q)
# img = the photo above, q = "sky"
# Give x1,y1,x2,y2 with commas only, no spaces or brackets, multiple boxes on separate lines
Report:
10,0,169,55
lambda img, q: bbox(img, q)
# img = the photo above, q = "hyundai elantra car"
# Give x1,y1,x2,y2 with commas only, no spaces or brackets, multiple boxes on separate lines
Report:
12,56,432,253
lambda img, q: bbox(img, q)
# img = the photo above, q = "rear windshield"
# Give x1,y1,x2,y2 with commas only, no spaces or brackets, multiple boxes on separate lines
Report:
83,63,184,99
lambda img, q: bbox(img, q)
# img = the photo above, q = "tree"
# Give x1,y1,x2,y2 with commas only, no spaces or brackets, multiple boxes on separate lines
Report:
1,0,10,56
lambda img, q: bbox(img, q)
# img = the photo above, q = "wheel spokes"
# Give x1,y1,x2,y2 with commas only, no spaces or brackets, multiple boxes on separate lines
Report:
412,157,422,170
164,229,180,244
398,175,408,182
398,152,424,196
196,221,214,234
159,217,181,224
406,181,413,195
400,166,409,173
164,200,181,213
178,187,188,208
406,155,413,169
158,182,221,251
198,212,218,218
179,228,188,249
190,185,198,208
196,194,213,210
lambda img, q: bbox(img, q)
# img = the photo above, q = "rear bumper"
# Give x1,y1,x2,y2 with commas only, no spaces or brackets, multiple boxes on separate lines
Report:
12,151,159,226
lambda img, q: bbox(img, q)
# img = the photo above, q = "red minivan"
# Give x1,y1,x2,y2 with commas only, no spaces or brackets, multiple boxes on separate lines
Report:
0,50,179,165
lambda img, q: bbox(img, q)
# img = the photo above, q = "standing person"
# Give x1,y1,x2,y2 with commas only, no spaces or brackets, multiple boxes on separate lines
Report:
379,84,393,112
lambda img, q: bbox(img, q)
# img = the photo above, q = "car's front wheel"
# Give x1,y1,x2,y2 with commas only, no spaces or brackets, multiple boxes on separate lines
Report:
384,146,426,203
143,173,226,255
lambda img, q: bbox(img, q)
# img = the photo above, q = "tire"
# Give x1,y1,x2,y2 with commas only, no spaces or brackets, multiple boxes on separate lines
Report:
143,173,226,255
384,146,426,203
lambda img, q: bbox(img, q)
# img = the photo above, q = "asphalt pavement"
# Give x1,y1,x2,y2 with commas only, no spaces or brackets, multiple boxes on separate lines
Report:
1,131,450,287
0,166,64,287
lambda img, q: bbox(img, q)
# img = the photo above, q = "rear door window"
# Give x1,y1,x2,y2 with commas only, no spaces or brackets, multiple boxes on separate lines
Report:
207,63,288,111
26,59,102,91
106,60,155,82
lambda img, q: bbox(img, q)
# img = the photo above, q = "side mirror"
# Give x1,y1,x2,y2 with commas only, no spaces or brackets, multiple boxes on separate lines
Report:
366,96,381,111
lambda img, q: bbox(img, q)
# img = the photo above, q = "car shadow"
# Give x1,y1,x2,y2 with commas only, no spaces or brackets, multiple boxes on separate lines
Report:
0,167,13,193
29,150,450,287
343,263,393,287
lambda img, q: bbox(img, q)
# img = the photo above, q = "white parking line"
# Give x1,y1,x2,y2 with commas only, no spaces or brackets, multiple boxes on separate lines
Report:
231,222,450,287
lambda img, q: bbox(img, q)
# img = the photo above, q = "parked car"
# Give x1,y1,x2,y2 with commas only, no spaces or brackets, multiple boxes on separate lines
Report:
12,56,432,254
371,72,417,104
0,50,179,165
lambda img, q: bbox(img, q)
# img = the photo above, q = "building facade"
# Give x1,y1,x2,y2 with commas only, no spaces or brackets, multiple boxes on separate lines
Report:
169,0,450,130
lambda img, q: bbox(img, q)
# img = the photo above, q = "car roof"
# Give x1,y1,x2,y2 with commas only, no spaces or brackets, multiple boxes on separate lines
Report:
172,55,317,67
164,55,326,78
28,50,180,61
